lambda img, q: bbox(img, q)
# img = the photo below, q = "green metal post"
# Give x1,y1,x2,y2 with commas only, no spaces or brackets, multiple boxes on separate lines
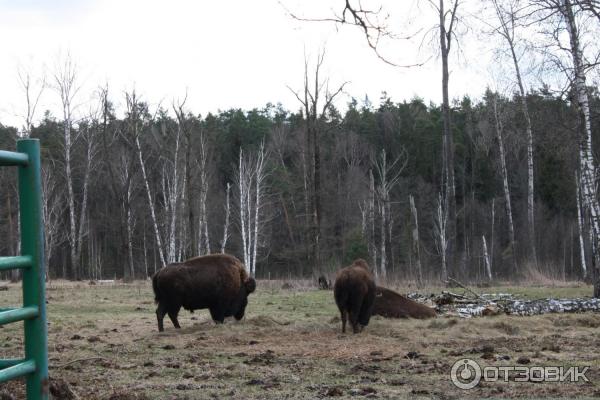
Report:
17,139,49,400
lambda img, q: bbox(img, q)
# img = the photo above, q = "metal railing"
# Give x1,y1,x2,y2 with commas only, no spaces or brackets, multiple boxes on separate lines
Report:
0,139,48,400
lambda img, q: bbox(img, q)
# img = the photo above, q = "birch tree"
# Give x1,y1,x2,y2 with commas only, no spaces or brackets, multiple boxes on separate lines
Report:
235,142,269,276
129,91,167,269
489,0,537,266
409,194,423,285
576,172,588,278
53,55,84,279
434,192,448,281
372,149,405,280
490,93,518,274
535,0,600,294
482,235,492,280
221,182,231,253
41,165,65,280
197,131,211,255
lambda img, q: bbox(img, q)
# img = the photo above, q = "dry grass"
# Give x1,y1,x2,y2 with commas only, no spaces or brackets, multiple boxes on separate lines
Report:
0,280,599,399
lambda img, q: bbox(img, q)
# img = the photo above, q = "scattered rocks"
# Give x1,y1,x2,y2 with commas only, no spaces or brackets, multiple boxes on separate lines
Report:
517,356,531,365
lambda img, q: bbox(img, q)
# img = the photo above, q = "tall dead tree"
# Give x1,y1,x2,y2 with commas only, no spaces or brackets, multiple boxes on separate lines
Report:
491,93,518,275
17,65,45,138
490,0,537,266
431,0,461,279
130,91,167,269
53,55,85,279
288,50,347,276
409,195,423,285
173,95,195,257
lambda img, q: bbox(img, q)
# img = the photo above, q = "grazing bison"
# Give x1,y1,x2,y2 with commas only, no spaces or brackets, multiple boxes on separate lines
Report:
152,254,256,331
372,286,436,319
333,259,376,334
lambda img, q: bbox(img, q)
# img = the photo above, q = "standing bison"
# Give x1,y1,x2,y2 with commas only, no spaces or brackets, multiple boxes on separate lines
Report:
152,254,256,331
333,259,376,334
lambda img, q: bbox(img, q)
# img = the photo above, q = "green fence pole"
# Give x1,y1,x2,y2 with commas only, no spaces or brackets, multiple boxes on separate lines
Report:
17,139,49,400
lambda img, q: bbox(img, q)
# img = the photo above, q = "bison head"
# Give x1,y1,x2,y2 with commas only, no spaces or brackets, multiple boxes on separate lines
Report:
233,277,257,320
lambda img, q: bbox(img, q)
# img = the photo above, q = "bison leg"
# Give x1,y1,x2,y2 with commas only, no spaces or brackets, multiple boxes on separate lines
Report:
209,307,225,324
167,307,181,329
156,303,167,332
340,309,347,333
348,296,364,334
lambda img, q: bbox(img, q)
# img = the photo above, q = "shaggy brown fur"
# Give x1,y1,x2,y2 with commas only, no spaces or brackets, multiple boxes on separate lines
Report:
333,259,376,334
152,254,256,331
372,286,436,319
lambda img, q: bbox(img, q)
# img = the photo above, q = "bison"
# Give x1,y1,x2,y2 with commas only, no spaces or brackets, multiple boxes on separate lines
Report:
333,259,376,334
372,286,436,319
151,254,256,332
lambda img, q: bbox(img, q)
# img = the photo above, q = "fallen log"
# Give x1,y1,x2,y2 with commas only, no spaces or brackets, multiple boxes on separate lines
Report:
372,286,437,319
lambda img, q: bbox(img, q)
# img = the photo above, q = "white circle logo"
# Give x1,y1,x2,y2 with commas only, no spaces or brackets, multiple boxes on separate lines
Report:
450,358,482,390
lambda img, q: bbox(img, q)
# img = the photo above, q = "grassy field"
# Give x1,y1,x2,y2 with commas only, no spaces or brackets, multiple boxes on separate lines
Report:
1,280,600,399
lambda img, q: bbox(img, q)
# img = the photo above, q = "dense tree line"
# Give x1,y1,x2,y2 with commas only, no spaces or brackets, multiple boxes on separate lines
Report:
0,86,598,283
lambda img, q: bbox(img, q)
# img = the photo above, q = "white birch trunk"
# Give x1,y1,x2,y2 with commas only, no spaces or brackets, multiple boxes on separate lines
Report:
369,170,377,270
76,131,94,269
482,235,492,281
136,134,167,268
492,95,518,274
576,174,588,278
491,0,537,266
126,180,135,279
251,142,267,276
238,149,250,269
435,193,448,281
221,182,231,253
409,195,422,285
562,0,600,293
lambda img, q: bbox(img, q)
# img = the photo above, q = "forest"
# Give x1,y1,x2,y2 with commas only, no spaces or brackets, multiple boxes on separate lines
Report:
0,0,599,288
0,84,597,284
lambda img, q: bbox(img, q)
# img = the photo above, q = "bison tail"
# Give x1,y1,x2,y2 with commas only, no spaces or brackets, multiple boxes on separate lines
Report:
152,272,161,304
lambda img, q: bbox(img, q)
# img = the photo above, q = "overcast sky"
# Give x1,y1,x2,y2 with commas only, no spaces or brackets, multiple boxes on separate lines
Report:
0,0,503,128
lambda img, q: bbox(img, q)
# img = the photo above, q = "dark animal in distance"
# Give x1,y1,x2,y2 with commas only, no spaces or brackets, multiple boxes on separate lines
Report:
318,275,331,290
333,259,376,334
372,286,436,319
151,254,256,332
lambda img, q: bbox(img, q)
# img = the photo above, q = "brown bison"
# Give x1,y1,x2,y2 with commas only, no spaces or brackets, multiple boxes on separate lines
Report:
152,254,256,332
333,259,376,333
372,286,436,319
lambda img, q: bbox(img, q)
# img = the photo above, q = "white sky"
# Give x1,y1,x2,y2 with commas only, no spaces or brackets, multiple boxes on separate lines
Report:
0,0,500,129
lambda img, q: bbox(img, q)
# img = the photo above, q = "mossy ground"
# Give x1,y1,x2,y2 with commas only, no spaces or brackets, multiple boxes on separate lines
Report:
1,280,599,399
